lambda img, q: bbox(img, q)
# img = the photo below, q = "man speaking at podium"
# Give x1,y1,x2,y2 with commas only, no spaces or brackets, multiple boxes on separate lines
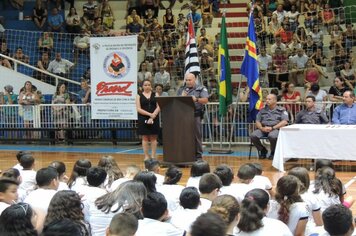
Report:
177,73,209,160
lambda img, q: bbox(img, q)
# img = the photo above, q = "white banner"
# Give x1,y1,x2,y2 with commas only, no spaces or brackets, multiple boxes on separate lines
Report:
90,36,138,120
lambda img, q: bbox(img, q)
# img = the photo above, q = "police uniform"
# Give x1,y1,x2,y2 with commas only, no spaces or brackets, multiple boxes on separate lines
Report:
250,105,289,156
177,85,209,159
295,109,329,124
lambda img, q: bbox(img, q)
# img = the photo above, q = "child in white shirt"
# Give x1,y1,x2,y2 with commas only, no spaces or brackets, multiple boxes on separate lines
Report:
18,154,36,197
186,160,210,190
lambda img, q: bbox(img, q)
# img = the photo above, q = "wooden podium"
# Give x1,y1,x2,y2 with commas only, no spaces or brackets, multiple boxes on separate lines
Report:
156,96,196,164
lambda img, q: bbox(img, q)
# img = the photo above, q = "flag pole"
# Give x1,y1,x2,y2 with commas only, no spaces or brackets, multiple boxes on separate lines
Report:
209,6,232,154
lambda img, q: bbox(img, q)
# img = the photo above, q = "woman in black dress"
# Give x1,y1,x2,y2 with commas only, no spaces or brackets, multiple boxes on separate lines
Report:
136,79,160,160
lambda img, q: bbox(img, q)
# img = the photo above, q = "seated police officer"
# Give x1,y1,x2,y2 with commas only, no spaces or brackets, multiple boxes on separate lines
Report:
250,93,289,159
295,95,329,124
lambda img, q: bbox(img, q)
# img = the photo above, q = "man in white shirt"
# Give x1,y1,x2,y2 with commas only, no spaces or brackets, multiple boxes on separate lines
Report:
273,4,287,23
154,66,171,92
24,167,59,214
289,48,309,85
73,30,90,63
198,173,222,213
136,192,184,236
270,35,287,54
47,52,75,78
257,48,272,87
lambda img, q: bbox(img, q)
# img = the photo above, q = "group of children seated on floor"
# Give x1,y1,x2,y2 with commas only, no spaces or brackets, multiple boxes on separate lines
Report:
0,151,354,236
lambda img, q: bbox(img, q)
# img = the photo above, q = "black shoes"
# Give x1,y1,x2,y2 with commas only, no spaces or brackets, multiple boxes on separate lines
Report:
259,148,268,159
268,152,274,160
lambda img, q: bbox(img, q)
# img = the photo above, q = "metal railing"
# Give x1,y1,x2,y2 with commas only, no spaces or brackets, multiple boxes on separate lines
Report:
0,101,342,144
0,53,81,87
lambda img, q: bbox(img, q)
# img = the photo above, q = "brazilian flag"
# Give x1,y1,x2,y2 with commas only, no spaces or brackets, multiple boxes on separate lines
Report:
218,15,232,116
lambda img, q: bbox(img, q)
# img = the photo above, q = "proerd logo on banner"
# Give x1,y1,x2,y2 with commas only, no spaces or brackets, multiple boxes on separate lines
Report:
96,81,134,96
103,52,131,79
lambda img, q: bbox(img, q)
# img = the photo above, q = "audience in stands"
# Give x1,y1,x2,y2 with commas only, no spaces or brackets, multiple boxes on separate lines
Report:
65,7,81,34
201,0,213,28
304,83,327,110
33,0,47,30
98,0,115,29
82,0,98,28
47,7,64,33
34,51,50,82
47,52,74,79
163,8,175,32
52,82,70,140
73,29,90,63
12,46,29,64
38,32,54,56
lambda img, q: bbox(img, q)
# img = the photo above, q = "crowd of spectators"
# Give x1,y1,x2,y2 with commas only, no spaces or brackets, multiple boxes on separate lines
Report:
0,153,354,236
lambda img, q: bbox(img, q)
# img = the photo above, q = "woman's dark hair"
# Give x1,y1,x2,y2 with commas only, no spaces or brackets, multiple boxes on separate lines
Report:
288,167,310,194
0,203,37,236
2,168,20,180
67,159,92,188
209,194,240,225
55,82,66,95
190,160,210,177
95,180,147,219
45,190,90,236
313,167,342,198
315,159,334,173
41,218,83,236
134,171,157,193
275,175,303,224
237,189,270,233
49,161,66,178
310,83,320,92
97,155,123,188
163,166,182,185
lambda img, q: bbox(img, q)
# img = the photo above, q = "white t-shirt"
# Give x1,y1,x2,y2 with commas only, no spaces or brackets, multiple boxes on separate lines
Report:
235,217,293,236
249,175,273,191
301,191,321,224
136,218,184,236
13,163,23,171
57,181,69,191
186,176,201,191
0,202,10,215
155,173,165,186
157,184,185,213
69,176,88,193
109,177,130,192
220,183,252,203
312,189,340,213
24,188,57,214
19,169,37,196
198,197,212,213
169,208,202,232
81,186,113,236
257,55,273,70
290,54,309,69
267,200,309,235
271,43,287,54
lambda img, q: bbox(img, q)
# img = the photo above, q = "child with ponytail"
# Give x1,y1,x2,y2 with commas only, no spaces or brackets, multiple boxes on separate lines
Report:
268,175,309,236
236,189,292,236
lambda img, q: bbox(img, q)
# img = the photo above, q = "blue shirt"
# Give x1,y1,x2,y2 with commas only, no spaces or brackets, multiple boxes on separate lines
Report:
48,14,64,27
332,104,356,124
